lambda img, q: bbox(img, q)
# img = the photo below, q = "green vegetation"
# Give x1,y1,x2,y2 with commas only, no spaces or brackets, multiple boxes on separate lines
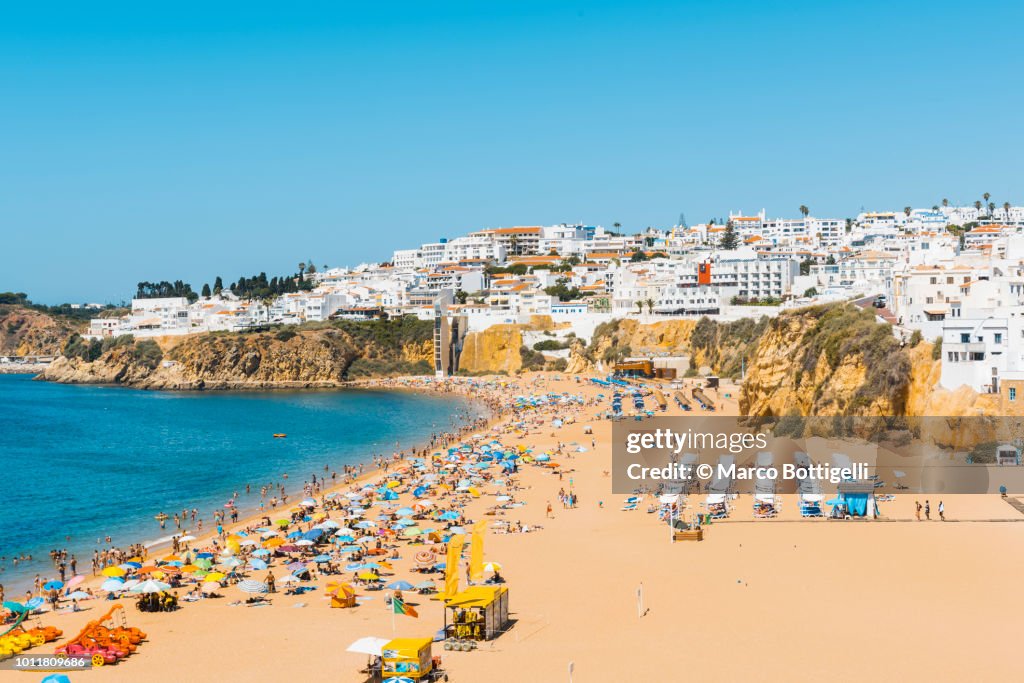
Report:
687,315,769,379
62,332,161,368
793,304,910,410
909,329,923,347
718,221,740,250
135,281,199,302
730,296,782,306
932,336,943,360
519,345,547,371
544,278,583,302
533,339,570,351
0,292,121,322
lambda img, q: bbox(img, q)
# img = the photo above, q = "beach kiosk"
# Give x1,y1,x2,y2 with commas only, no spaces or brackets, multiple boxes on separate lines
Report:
381,637,441,680
995,443,1020,466
443,586,510,641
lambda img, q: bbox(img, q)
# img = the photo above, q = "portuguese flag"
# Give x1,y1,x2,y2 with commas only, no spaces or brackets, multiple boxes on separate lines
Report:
392,595,418,618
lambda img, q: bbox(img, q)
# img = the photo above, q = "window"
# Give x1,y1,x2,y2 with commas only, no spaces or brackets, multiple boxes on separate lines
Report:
960,333,970,343
1011,388,1017,401
995,333,1003,344
947,277,954,284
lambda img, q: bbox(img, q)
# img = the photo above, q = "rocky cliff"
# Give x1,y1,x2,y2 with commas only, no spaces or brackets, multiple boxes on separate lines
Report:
40,318,434,389
0,305,83,356
458,325,524,374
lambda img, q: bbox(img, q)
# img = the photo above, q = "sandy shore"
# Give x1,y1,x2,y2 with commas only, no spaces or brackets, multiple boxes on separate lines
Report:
9,373,1024,682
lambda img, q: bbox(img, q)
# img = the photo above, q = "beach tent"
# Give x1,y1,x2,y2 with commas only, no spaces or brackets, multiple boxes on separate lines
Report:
837,482,878,518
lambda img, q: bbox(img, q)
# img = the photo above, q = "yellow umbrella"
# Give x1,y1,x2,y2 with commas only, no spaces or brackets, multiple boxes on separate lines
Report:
263,538,285,548
204,572,226,582
180,564,200,572
357,572,380,581
102,566,125,577
468,487,481,498
161,554,181,563
127,557,143,563
483,561,503,572
386,481,401,489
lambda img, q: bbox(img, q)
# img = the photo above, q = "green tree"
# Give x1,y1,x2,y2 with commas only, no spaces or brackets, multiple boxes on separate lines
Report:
306,261,317,275
645,298,654,314
799,205,810,218
803,287,818,298
718,221,740,250
201,283,211,298
630,251,650,262
942,198,949,208
455,289,468,304
213,276,223,294
903,206,912,217
298,262,306,279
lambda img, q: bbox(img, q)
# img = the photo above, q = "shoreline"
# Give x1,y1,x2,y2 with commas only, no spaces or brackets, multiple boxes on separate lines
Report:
1,375,503,595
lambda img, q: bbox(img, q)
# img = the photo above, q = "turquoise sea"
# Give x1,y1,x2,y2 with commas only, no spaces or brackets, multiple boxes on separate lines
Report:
0,374,479,592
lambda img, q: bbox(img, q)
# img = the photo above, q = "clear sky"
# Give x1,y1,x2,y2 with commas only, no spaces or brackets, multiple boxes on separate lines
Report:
3,1,1023,303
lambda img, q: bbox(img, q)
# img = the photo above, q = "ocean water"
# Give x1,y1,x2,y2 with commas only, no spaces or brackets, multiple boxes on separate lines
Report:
0,374,478,591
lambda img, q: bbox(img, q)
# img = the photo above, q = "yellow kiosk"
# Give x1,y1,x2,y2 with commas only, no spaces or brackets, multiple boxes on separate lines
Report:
443,586,510,641
381,637,437,680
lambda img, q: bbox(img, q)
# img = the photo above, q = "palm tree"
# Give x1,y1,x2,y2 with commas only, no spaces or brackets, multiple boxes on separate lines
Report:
613,222,621,233
974,200,983,211
799,205,809,218
988,202,996,216
1004,201,1011,218
645,298,654,314
636,301,644,315
904,206,912,217
298,262,306,278
942,198,949,208
509,235,519,255
984,192,991,204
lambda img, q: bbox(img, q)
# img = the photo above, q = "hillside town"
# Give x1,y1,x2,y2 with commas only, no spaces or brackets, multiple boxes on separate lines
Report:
86,201,1024,395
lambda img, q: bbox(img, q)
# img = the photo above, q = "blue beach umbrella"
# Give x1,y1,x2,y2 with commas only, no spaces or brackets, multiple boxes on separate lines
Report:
25,597,44,610
312,554,332,563
2,601,26,612
253,549,271,557
386,581,414,591
249,559,269,571
41,675,72,683
42,581,64,591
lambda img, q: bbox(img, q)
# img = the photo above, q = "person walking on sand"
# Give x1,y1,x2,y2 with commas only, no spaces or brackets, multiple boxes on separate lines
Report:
915,501,921,521
938,500,945,521
924,500,930,520
546,501,553,518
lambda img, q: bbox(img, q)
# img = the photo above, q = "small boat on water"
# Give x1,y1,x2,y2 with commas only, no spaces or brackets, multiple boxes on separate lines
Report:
273,433,287,438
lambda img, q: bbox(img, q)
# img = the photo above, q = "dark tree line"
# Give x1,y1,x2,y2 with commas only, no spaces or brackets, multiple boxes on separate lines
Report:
135,280,198,302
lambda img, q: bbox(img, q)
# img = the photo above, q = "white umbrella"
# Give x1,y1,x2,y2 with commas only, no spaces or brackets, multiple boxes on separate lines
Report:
131,579,171,594
295,539,315,547
276,574,302,585
237,579,268,594
220,557,243,568
346,636,389,656
201,582,221,593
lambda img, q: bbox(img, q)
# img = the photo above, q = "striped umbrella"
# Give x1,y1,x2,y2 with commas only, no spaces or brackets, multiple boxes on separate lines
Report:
237,579,268,594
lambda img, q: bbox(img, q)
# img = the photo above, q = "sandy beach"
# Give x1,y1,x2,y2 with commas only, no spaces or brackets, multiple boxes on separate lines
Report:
6,373,1024,683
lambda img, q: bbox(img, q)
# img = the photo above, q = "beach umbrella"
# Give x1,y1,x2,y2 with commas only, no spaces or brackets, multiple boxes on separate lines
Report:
295,539,315,547
43,580,64,591
40,675,72,683
249,559,269,571
122,562,142,569
483,562,503,572
439,511,460,521
67,591,91,600
395,507,415,517
357,572,380,581
253,549,271,557
195,552,214,558
201,582,221,594
286,561,306,571
386,581,414,591
346,636,389,656
264,538,285,548
404,528,423,537
204,572,226,582
414,580,436,590
335,535,356,543
100,579,126,592
313,554,332,563
316,520,341,529
389,677,415,683
220,557,243,568
345,562,363,572
194,558,214,569
280,545,300,553
277,574,302,585
237,579,268,594
131,580,171,594
2,601,27,613
300,498,317,507
101,566,126,578
239,539,258,547
162,554,182,563
276,519,290,527
25,597,44,610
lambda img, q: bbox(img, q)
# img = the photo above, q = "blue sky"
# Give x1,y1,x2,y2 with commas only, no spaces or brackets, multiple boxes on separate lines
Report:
3,1,1022,303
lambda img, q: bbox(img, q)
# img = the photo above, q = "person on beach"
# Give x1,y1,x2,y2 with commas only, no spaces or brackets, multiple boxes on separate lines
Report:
924,500,930,520
915,501,921,521
546,501,553,518
938,501,945,521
